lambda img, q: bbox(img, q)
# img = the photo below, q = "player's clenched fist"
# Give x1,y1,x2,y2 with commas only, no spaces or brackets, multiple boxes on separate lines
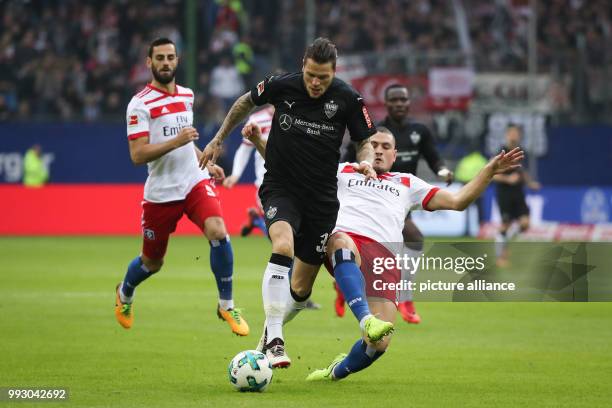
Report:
174,127,199,148
241,123,262,144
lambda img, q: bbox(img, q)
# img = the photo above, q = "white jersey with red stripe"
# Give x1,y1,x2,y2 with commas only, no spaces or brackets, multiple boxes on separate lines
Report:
335,163,440,243
126,84,209,203
231,106,273,188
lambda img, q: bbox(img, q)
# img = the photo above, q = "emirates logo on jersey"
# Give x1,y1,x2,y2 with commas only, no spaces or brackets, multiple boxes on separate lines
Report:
348,178,400,196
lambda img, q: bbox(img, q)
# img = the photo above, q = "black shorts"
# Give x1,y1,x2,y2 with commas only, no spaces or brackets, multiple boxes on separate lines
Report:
497,188,529,223
259,183,339,265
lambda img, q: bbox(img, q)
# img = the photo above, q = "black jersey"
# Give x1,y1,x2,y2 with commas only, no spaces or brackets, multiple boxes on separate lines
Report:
250,72,376,200
495,144,525,194
378,117,443,175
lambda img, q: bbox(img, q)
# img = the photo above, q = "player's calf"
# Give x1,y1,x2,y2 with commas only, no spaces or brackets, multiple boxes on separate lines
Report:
120,255,160,303
329,246,371,323
115,255,160,329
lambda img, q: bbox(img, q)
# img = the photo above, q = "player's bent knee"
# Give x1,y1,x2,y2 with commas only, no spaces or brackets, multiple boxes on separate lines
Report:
204,217,227,240
326,233,353,254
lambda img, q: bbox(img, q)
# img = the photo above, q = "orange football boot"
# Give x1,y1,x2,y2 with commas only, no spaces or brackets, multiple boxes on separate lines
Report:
217,306,249,336
115,283,133,329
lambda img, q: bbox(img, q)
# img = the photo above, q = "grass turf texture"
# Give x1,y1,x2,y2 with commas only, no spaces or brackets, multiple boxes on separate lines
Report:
1,236,611,408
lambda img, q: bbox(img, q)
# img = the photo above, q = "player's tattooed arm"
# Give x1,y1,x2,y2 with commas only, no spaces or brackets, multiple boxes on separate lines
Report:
199,92,255,169
355,137,374,163
353,137,376,180
215,92,256,143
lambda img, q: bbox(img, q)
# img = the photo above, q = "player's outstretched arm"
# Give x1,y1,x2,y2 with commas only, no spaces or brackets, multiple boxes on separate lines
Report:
427,147,524,211
199,92,256,169
129,127,199,165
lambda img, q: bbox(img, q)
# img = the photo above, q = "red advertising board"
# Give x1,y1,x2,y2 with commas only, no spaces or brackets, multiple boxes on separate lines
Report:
0,184,261,235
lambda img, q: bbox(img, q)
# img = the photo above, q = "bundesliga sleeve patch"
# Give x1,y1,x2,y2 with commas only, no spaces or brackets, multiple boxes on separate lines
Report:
257,81,265,96
362,106,372,128
128,114,138,126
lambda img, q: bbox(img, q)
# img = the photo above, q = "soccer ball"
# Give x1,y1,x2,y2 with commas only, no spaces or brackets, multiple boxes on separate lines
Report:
228,350,273,392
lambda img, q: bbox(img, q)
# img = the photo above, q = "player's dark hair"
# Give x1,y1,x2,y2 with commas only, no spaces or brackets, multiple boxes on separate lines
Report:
303,37,338,69
384,84,409,100
376,126,396,145
506,123,523,133
148,37,176,58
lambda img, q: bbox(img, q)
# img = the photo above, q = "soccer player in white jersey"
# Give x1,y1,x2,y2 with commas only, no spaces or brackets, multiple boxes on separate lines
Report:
223,105,274,236
114,38,249,337
241,124,522,379
305,127,523,381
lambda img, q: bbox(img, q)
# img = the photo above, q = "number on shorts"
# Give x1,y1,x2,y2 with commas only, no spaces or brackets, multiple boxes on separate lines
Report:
205,185,216,197
315,233,329,253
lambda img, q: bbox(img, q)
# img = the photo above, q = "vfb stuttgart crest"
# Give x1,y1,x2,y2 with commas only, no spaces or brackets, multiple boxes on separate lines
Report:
266,206,278,220
410,131,421,144
324,100,338,119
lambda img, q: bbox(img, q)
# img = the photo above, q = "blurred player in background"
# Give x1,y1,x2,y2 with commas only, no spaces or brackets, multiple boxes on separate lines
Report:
306,129,523,381
493,124,541,267
336,84,454,323
22,144,49,187
200,38,376,367
223,105,274,236
114,38,249,337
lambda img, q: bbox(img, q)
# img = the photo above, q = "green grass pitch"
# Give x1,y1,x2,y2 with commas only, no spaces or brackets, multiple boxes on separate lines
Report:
1,236,611,407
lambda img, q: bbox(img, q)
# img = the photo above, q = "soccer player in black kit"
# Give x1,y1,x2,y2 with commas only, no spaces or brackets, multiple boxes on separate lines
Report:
200,38,377,368
493,124,540,267
379,84,453,324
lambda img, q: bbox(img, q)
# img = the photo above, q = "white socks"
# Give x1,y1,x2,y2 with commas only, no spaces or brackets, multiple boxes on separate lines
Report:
218,299,234,311
262,261,291,343
359,314,373,331
283,296,307,325
119,283,133,304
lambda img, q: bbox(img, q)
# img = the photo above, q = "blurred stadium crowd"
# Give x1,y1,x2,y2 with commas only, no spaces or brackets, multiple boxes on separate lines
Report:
0,0,610,123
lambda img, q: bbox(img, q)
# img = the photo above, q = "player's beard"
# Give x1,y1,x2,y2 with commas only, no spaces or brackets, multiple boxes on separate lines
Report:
151,66,176,84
